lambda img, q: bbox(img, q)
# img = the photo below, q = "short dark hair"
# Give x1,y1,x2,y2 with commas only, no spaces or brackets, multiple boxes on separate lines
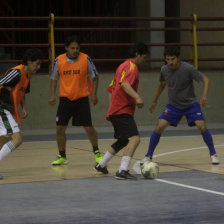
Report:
164,46,180,58
65,35,80,47
23,48,43,65
129,42,149,58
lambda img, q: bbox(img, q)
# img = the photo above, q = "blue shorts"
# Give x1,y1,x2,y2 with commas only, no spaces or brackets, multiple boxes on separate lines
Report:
159,102,205,127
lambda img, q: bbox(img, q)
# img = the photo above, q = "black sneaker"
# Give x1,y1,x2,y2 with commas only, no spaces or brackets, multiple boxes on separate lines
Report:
115,170,137,180
94,164,109,174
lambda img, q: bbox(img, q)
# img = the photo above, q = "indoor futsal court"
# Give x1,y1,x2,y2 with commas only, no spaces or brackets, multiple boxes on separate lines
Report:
1,1,224,223
0,127,223,224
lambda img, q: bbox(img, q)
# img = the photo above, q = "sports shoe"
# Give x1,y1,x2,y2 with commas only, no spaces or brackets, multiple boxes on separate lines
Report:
115,170,137,180
94,164,109,174
140,156,151,165
94,150,103,163
0,173,3,179
133,157,152,174
51,155,68,166
211,154,219,165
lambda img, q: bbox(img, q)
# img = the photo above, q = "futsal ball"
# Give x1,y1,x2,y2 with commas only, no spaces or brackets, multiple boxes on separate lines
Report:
141,161,159,179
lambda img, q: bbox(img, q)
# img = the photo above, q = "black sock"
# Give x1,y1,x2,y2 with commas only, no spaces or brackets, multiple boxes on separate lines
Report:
93,146,99,152
59,151,66,158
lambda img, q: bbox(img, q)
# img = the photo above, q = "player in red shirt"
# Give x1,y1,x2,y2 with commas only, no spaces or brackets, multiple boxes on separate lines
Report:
106,59,140,118
95,43,148,180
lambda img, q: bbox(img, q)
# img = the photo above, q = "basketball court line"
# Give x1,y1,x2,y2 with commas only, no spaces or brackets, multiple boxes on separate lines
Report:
153,144,224,158
156,178,224,196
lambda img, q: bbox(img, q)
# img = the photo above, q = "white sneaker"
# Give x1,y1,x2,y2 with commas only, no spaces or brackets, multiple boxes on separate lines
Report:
140,156,151,165
133,157,151,174
211,154,219,165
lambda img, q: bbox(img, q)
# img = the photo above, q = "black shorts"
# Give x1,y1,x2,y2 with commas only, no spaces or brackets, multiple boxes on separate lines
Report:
56,97,93,126
109,114,139,139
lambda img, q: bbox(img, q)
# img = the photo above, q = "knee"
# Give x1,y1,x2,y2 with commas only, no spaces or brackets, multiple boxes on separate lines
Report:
84,126,97,135
198,125,207,133
155,125,164,134
111,138,129,153
129,135,140,147
154,119,169,134
196,122,207,133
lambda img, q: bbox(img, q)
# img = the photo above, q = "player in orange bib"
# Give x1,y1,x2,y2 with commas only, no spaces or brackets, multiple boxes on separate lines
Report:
0,48,42,179
49,35,103,166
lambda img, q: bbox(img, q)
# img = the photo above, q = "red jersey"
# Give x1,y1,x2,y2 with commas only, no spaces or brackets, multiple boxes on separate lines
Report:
106,59,139,120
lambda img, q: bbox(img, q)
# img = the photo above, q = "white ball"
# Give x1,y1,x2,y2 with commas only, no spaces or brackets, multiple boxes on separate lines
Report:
141,161,159,179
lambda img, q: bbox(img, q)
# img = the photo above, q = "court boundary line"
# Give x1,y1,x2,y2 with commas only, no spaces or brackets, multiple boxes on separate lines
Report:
154,144,224,158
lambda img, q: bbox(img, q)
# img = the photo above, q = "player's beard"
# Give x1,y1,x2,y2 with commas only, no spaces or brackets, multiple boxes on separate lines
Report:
68,52,79,60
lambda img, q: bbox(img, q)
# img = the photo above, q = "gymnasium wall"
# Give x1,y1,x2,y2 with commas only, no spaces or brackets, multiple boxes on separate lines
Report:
3,0,224,130
180,0,224,68
21,70,224,130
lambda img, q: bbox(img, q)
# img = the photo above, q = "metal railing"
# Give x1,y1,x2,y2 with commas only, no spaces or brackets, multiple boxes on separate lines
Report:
0,14,224,72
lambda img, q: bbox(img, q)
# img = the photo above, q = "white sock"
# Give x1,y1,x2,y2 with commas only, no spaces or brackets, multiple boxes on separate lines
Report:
119,156,131,172
0,141,15,161
99,151,114,167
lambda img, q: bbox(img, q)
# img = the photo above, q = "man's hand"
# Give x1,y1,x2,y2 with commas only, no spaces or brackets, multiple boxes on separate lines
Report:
21,108,28,119
149,102,157,113
200,96,208,107
91,94,98,106
136,97,144,108
49,96,56,106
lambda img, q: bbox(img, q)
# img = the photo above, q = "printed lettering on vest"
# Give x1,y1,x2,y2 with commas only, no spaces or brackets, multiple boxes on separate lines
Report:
58,53,93,101
63,70,80,75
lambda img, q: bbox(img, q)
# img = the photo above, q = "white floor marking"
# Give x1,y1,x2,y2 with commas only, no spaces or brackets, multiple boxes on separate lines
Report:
154,144,224,158
156,178,224,196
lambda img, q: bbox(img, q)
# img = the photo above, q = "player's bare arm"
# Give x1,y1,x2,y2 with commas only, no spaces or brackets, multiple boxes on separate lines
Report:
20,98,28,119
149,81,166,113
49,79,57,106
200,76,209,107
91,76,99,106
121,82,144,108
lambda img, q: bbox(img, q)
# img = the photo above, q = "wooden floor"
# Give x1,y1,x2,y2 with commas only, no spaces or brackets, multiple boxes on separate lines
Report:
0,135,223,184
